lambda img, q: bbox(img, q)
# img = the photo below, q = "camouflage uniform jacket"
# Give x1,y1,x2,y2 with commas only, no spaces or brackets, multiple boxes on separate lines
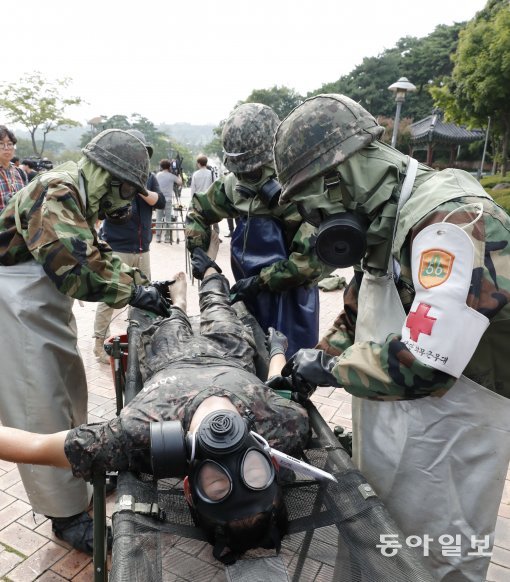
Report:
64,272,310,481
65,368,309,481
318,170,510,400
186,177,331,292
0,162,146,307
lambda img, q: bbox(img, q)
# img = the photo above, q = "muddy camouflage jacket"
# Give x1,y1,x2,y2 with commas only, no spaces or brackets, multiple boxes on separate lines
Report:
65,273,310,480
318,171,510,400
0,162,146,307
186,178,331,291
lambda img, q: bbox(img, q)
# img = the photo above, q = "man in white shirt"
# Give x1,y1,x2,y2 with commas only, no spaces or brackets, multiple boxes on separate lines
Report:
190,154,214,196
156,159,182,243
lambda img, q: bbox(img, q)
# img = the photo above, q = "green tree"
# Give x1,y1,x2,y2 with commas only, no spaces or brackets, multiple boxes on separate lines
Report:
79,113,195,173
0,71,82,157
243,86,303,120
309,23,464,121
442,0,510,174
313,48,404,116
204,123,225,161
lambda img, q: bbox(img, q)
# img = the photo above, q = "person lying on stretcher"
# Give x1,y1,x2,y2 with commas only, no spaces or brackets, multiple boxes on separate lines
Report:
0,232,329,563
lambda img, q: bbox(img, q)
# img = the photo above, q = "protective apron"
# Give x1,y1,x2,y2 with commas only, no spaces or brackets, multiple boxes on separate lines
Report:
0,190,92,516
352,159,510,581
231,215,319,357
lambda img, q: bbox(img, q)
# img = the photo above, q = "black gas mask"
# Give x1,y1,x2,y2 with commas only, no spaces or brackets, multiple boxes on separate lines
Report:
150,410,280,561
235,167,282,209
296,174,368,268
98,180,138,224
151,411,277,513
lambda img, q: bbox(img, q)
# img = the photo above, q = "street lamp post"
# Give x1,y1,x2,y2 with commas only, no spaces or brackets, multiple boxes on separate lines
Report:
388,77,416,148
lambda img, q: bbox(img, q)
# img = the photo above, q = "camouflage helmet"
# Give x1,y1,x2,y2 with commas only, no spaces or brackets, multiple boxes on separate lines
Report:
274,94,384,201
222,103,280,174
126,129,154,159
82,129,150,194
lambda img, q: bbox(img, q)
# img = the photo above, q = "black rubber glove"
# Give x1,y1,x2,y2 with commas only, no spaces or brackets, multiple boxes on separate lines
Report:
266,327,288,358
229,275,262,304
281,348,340,401
151,279,174,303
265,374,294,392
129,284,171,317
191,248,222,280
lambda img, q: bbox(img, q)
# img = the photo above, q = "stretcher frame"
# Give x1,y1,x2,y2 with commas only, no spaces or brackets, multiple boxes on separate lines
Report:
91,308,435,582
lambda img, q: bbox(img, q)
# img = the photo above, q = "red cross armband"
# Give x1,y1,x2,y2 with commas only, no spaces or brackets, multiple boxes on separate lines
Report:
401,222,489,378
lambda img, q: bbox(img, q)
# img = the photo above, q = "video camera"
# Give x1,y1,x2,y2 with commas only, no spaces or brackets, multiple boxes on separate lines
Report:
24,157,54,172
169,152,183,177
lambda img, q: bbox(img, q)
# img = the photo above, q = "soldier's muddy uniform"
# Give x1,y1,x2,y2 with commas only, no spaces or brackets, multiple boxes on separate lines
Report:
0,130,168,532
273,94,510,581
64,272,310,481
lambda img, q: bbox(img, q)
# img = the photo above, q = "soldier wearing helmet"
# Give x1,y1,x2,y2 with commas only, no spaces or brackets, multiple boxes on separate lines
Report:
0,129,172,555
186,103,331,357
271,94,510,580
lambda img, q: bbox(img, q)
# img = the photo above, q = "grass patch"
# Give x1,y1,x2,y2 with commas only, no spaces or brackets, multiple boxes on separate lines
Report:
0,541,26,559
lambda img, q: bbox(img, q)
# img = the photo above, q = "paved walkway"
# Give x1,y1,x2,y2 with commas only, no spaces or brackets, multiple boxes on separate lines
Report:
0,191,508,580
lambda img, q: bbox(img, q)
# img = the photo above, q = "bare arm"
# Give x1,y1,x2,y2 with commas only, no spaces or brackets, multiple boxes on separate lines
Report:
140,190,161,207
0,427,70,468
268,353,286,377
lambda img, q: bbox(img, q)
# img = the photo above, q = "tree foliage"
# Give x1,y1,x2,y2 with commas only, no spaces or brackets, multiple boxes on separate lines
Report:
79,114,194,174
204,123,224,161
0,71,82,157
309,23,464,121
436,0,510,174
243,86,304,121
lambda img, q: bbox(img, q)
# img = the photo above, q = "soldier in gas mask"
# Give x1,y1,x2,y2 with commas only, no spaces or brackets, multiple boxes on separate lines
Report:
269,93,510,581
0,234,310,563
0,129,172,554
186,103,331,357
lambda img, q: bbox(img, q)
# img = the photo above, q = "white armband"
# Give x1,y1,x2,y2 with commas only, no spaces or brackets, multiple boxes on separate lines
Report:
401,222,489,378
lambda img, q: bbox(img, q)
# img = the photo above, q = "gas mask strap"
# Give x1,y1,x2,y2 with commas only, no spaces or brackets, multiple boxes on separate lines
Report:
324,172,343,203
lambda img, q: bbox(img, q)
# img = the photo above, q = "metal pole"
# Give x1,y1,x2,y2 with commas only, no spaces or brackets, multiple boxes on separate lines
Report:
477,116,491,180
92,473,107,582
391,100,403,148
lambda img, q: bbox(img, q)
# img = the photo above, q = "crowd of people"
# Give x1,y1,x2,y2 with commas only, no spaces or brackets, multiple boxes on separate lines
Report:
0,93,508,581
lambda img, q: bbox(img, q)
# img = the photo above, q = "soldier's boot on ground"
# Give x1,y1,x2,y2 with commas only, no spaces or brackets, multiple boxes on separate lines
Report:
93,337,110,365
49,511,112,555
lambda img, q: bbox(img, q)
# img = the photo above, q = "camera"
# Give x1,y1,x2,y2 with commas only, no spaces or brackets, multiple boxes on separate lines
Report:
24,157,54,172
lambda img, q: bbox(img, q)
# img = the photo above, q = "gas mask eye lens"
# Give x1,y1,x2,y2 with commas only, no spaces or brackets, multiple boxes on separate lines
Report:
111,180,138,200
242,450,274,490
197,461,232,502
120,183,138,200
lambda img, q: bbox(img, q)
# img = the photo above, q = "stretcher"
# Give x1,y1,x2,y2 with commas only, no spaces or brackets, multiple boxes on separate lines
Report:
92,306,435,582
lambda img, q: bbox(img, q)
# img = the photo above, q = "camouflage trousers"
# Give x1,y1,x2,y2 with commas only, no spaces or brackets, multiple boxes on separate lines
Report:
140,273,258,380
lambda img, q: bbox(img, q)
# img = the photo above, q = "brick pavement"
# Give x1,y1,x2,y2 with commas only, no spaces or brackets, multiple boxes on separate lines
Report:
0,191,508,580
